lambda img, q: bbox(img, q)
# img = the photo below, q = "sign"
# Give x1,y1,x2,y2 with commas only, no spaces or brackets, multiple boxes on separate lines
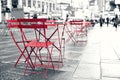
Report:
11,8,24,19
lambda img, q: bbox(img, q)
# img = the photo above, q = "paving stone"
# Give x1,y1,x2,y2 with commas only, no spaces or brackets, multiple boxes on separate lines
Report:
60,59,79,72
100,45,118,60
80,53,100,64
73,64,100,79
101,59,120,64
102,63,120,78
102,77,120,80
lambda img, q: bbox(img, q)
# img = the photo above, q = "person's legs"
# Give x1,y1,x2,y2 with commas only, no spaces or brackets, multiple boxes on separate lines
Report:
107,22,109,27
115,24,117,31
100,23,102,27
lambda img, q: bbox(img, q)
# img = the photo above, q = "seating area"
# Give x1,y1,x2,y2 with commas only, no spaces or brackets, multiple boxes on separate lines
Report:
66,20,91,44
6,18,92,78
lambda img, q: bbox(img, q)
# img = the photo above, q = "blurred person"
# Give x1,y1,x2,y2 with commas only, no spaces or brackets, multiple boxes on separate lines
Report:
33,13,37,19
114,14,118,31
65,14,69,22
99,16,104,27
106,17,110,27
103,18,105,24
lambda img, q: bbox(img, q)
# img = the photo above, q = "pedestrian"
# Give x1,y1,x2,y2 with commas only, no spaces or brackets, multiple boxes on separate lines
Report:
114,14,118,31
33,13,37,19
65,14,69,22
103,18,105,24
99,16,103,27
106,17,109,27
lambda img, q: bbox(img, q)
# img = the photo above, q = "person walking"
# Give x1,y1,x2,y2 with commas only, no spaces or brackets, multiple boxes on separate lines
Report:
114,14,118,31
65,14,69,22
99,16,103,27
106,17,109,27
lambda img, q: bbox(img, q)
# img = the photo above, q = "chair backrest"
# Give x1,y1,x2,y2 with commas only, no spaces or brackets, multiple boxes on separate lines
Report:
7,18,48,29
83,21,91,27
7,19,59,42
18,18,47,28
46,20,58,27
7,20,19,28
6,19,48,48
69,20,83,25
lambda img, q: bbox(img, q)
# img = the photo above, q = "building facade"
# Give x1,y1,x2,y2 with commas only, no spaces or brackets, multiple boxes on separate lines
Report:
19,0,57,15
0,0,57,22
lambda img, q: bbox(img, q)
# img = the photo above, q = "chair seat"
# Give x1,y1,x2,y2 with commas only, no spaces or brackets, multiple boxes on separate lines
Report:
25,41,54,47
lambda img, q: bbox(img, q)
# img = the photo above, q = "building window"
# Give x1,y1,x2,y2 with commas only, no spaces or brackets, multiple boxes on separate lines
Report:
22,0,26,6
33,0,36,7
38,1,41,8
49,3,52,12
12,0,18,8
46,2,48,13
28,0,31,7
1,0,7,7
42,2,45,13
53,3,55,10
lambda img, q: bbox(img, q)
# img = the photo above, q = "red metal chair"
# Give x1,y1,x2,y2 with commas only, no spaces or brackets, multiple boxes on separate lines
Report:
7,18,64,77
65,20,88,44
64,20,77,44
7,19,35,70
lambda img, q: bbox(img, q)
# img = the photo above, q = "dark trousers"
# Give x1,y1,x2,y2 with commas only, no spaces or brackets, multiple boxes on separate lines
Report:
100,23,102,27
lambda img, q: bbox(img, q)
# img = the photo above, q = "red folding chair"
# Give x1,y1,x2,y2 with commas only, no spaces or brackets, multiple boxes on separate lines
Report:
65,20,88,44
74,21,88,37
7,19,35,70
65,20,77,44
83,21,92,30
73,20,88,42
7,18,64,78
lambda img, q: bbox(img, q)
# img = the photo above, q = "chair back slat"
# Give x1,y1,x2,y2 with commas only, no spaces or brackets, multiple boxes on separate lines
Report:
45,20,58,27
18,18,47,28
69,20,83,25
7,19,59,29
7,20,19,28
18,18,46,22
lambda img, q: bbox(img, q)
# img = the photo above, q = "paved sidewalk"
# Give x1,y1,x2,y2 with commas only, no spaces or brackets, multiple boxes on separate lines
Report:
72,24,120,80
0,23,8,29
0,23,120,80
